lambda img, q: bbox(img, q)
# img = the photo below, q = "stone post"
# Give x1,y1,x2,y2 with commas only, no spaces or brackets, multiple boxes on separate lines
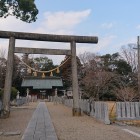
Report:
71,41,81,116
63,90,65,96
2,37,15,118
55,88,58,96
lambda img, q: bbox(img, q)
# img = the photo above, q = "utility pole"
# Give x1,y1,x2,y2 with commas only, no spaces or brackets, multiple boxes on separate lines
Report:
134,37,140,98
137,36,140,96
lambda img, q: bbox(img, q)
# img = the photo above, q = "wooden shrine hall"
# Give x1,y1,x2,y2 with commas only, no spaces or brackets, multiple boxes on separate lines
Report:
21,76,63,99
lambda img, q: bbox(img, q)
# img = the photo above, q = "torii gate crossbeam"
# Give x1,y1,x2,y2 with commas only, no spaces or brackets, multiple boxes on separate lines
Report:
0,30,98,118
0,30,98,43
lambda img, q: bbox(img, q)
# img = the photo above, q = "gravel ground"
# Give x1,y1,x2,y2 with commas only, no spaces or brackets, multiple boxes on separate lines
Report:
1,101,140,140
46,102,140,140
0,102,38,140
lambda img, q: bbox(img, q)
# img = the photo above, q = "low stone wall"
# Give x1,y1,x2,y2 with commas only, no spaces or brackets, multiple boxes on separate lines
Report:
0,97,32,111
48,96,54,102
80,99,90,114
10,96,32,106
16,97,28,106
48,96,63,103
64,99,73,107
92,102,110,124
116,102,140,120
30,95,37,102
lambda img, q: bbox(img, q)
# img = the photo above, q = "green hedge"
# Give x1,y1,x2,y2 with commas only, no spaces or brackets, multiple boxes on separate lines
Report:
0,87,18,100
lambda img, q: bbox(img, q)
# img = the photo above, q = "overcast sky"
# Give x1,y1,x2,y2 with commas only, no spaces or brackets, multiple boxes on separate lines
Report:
0,0,140,64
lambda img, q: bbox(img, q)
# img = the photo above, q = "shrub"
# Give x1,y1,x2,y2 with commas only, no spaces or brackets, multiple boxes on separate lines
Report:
11,87,18,101
0,87,18,101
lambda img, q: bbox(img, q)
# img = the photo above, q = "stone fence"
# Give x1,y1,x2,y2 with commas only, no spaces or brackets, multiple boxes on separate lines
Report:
116,102,140,120
16,97,29,106
10,96,33,106
0,96,38,111
48,97,140,122
0,96,38,110
48,97,110,125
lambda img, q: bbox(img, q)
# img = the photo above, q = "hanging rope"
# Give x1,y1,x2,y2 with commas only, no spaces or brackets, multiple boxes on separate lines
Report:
19,56,71,74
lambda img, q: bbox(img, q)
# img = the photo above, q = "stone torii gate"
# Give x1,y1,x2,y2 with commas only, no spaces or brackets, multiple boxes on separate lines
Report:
0,30,98,118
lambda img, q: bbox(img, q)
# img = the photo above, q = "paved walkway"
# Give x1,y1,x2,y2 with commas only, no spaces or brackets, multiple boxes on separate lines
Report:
21,102,58,140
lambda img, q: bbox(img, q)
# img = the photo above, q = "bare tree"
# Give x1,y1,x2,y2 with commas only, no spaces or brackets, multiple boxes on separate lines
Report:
81,70,114,100
0,49,7,88
112,74,139,101
114,86,138,102
121,44,137,72
0,48,6,58
79,52,100,66
79,52,114,100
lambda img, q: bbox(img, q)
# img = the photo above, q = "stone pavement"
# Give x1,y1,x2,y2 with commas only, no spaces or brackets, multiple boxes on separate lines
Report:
21,102,58,140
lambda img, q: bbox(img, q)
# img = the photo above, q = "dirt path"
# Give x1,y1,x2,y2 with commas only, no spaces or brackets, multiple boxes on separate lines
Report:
1,101,140,140
0,102,38,140
47,102,140,140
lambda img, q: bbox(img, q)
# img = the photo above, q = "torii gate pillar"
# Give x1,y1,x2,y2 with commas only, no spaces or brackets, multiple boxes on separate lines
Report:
71,41,81,116
2,37,15,118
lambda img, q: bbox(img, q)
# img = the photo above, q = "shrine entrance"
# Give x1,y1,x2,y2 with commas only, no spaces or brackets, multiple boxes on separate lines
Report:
0,30,98,118
21,76,63,99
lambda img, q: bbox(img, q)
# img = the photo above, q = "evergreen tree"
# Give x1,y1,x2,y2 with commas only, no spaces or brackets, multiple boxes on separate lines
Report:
0,0,38,23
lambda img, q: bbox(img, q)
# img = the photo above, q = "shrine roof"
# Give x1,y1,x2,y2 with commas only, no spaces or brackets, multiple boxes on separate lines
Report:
21,76,63,89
